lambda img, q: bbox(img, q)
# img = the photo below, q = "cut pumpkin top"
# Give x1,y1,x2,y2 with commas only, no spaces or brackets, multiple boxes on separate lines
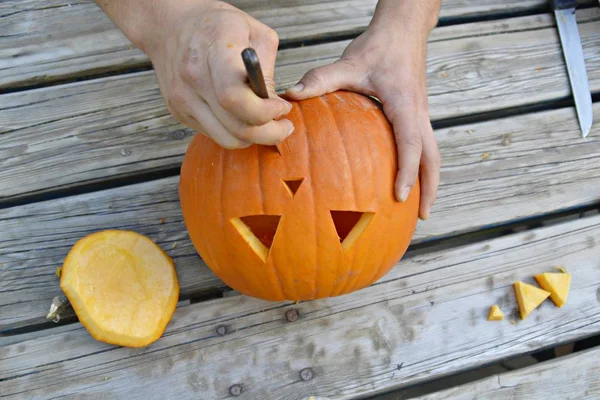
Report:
60,230,179,348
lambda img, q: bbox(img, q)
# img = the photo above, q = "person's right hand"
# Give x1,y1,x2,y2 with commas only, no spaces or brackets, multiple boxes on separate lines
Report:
139,1,294,149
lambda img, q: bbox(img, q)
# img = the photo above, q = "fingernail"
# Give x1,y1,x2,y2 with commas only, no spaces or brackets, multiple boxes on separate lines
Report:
286,120,295,136
421,209,430,221
289,83,304,93
282,100,293,112
400,186,412,202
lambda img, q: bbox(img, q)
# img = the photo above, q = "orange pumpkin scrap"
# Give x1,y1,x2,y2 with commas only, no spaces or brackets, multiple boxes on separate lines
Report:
487,304,504,321
179,91,420,301
534,272,571,307
513,281,550,320
60,230,179,347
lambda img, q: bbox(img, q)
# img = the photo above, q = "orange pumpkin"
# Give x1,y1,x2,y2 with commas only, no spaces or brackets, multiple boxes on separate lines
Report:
179,91,419,301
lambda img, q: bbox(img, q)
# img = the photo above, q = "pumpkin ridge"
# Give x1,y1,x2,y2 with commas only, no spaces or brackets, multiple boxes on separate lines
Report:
322,94,354,298
221,147,253,294
350,106,395,293
299,99,322,300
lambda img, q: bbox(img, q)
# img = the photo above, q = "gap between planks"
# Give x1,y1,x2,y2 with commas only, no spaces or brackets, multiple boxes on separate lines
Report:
2,101,600,332
1,213,599,398
3,9,600,203
2,0,596,90
408,346,600,400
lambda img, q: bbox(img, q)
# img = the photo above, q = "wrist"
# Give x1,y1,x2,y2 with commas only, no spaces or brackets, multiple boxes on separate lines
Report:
95,0,211,56
370,0,441,39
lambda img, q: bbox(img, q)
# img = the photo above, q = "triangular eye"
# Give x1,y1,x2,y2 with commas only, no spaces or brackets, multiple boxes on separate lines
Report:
330,211,375,252
283,178,304,197
231,215,281,262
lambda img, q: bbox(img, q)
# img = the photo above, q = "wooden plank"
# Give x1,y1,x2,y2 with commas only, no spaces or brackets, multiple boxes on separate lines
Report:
411,347,600,399
3,101,600,330
3,10,600,202
1,214,599,399
2,0,590,90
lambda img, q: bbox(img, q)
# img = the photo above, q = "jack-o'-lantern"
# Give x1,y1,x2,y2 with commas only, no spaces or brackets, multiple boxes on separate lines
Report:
179,91,419,301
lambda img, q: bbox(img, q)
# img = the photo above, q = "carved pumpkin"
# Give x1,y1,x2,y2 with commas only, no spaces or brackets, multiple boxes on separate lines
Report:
179,91,419,301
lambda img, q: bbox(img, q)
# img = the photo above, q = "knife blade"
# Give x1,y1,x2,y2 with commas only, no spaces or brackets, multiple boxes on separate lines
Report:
551,0,593,137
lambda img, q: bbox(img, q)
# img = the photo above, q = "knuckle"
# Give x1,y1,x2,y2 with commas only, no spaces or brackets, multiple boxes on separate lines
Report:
399,132,422,151
264,28,279,48
304,69,325,88
182,60,202,83
217,88,240,109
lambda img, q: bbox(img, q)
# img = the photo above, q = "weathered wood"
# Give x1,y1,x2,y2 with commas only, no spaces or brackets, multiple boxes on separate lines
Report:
2,0,592,89
3,10,600,202
1,214,599,399
3,102,600,331
411,347,600,399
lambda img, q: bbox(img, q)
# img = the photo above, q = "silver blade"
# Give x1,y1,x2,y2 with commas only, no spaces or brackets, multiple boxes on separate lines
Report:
554,8,593,137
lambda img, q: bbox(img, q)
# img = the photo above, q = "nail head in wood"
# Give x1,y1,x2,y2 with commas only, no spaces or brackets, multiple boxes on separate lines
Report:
285,309,299,322
229,384,242,396
300,368,314,381
216,325,227,336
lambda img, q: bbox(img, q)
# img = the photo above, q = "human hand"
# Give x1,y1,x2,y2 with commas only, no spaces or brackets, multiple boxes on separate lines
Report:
285,1,441,220
125,0,294,148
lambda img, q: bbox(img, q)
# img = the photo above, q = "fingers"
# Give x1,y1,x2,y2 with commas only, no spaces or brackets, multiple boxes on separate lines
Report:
385,99,423,204
205,38,291,126
178,99,251,149
285,59,362,100
249,19,279,97
417,125,441,220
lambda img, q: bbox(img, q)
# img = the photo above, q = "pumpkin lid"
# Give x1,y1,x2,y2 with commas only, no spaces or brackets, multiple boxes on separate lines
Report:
60,230,179,348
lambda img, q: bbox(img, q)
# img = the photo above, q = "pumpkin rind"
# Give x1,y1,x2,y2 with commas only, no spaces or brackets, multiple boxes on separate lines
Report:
60,230,179,347
179,91,420,301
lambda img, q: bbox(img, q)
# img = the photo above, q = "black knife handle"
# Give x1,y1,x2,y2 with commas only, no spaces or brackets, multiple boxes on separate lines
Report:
241,48,269,99
551,0,576,10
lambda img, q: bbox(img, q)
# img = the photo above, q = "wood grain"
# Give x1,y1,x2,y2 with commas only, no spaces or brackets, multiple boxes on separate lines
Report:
1,0,592,89
2,214,599,399
3,10,600,202
412,347,600,399
3,102,600,331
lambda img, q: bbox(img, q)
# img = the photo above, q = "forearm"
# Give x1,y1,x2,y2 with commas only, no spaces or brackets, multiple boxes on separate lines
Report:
94,0,198,55
372,0,442,38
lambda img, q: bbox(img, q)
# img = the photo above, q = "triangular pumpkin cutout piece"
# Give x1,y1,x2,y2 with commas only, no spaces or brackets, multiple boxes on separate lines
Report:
230,215,281,262
513,281,551,320
283,178,304,197
330,211,375,252
487,305,504,321
534,272,571,308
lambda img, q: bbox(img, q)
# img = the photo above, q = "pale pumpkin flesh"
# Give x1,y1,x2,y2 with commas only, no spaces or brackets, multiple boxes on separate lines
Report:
487,304,504,321
534,272,571,307
513,281,551,320
60,230,179,348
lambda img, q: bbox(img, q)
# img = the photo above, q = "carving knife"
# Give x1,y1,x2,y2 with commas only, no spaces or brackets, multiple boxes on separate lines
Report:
551,0,593,137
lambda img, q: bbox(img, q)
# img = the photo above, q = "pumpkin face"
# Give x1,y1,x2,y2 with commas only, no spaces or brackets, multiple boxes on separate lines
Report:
179,91,419,301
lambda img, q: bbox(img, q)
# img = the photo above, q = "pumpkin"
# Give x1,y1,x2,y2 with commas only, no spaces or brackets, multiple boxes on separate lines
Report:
179,91,420,301
60,230,179,347
513,281,550,320
487,304,504,321
534,272,571,307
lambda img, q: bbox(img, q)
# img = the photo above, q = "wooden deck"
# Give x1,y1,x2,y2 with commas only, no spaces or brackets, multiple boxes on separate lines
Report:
1,1,600,399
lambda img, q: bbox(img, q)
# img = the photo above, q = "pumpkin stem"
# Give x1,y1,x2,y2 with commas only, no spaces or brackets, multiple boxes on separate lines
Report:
46,294,71,323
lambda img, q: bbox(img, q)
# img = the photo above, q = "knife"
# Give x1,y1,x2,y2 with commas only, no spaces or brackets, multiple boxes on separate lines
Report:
551,0,593,137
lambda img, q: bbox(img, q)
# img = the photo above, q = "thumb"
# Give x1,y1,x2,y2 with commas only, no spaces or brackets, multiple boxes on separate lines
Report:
285,60,360,100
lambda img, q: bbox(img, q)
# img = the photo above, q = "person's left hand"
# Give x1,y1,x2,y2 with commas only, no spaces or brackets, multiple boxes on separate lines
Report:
285,16,440,221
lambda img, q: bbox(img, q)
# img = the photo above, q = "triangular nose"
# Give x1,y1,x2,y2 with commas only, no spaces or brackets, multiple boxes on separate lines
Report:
283,178,304,197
